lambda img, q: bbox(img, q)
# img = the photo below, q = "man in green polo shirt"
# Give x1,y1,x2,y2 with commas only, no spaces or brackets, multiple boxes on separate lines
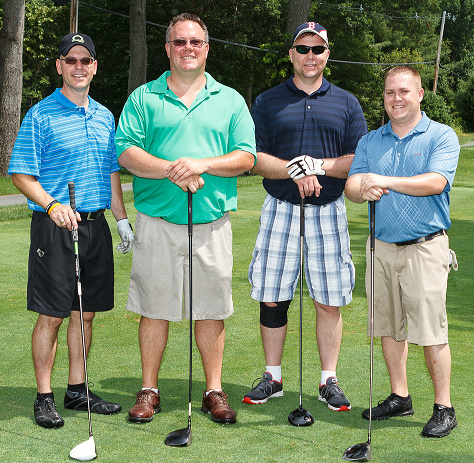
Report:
115,12,256,425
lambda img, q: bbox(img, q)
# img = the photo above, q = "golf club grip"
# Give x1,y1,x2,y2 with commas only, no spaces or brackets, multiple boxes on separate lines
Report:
369,201,375,251
300,197,305,235
187,190,193,236
68,181,76,214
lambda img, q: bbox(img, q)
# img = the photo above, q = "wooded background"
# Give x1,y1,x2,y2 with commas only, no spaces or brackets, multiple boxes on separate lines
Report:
1,0,474,176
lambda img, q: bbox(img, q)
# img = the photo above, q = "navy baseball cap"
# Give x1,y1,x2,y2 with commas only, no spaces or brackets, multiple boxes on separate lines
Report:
58,33,96,59
292,22,328,46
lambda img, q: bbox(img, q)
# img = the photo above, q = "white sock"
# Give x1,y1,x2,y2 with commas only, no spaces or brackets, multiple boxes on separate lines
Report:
143,387,158,394
205,389,222,396
320,371,336,386
265,365,282,382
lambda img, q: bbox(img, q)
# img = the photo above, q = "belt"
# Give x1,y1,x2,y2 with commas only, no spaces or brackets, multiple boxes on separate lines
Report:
79,209,105,221
395,230,446,247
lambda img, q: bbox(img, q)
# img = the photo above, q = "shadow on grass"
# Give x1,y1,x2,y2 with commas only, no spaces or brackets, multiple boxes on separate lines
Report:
94,377,424,433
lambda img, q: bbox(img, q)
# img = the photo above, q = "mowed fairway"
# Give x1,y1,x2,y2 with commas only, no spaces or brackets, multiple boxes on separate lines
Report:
0,174,473,462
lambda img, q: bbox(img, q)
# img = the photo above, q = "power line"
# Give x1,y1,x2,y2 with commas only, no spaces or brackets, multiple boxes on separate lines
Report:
78,2,451,69
329,59,435,65
79,2,268,52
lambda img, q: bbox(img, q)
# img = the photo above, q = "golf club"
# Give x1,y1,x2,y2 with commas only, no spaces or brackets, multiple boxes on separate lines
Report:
165,190,194,447
342,200,376,462
288,197,314,427
68,181,97,462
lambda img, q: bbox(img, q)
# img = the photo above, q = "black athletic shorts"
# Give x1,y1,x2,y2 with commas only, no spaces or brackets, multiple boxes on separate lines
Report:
27,212,114,317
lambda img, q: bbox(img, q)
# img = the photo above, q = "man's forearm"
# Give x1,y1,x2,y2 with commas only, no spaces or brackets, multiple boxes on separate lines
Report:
321,154,354,179
11,173,53,210
110,171,127,220
251,152,289,179
118,146,170,179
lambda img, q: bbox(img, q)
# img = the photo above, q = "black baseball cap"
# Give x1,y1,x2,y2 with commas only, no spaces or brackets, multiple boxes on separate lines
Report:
58,33,96,59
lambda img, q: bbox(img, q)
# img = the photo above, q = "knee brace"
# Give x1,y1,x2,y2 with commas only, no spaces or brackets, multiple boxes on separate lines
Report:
260,300,291,328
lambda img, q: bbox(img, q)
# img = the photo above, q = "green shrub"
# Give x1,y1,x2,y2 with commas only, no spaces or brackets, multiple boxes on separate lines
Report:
421,89,453,126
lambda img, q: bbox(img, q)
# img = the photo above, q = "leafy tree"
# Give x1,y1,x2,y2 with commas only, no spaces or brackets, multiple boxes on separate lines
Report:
22,0,69,112
421,88,453,125
3,0,474,130
455,73,474,131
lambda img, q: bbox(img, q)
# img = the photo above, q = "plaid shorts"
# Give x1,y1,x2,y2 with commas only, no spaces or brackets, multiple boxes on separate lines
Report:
249,194,355,306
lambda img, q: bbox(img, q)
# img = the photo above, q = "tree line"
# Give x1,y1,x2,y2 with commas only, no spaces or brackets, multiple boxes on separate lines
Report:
1,0,474,176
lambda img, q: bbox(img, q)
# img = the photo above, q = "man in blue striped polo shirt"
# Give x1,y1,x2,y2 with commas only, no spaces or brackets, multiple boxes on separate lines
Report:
244,22,367,410
346,66,459,438
8,33,134,428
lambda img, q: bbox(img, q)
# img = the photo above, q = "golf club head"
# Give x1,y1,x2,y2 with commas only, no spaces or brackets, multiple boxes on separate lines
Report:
342,441,372,462
70,436,97,461
288,406,314,427
165,426,192,447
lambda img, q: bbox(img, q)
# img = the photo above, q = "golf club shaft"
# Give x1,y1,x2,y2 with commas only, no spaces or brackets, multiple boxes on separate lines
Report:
188,190,193,428
299,197,305,408
368,200,375,444
68,181,93,438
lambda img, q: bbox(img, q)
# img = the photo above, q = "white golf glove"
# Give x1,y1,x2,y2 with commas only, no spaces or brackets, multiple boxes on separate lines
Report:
116,218,134,253
286,155,325,179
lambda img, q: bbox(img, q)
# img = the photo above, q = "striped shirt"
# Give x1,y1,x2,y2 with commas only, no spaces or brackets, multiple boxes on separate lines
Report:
349,112,460,243
251,77,367,205
8,88,119,212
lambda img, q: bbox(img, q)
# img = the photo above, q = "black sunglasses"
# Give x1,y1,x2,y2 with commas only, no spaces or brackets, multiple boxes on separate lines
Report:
292,45,328,55
60,57,95,66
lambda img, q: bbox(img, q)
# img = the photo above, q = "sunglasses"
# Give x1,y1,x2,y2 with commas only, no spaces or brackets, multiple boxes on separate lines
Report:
292,45,328,55
169,39,207,48
60,57,95,66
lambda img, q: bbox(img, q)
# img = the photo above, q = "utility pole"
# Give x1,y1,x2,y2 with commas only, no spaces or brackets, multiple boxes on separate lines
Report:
70,0,78,33
433,10,446,94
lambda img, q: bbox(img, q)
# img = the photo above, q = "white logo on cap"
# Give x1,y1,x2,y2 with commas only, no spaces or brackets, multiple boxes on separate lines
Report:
71,35,85,44
307,22,316,30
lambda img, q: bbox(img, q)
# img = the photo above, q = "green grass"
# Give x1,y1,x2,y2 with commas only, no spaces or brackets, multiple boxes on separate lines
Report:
0,175,473,462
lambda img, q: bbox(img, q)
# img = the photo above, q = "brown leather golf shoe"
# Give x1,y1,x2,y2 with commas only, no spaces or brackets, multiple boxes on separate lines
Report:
201,390,236,424
128,389,161,423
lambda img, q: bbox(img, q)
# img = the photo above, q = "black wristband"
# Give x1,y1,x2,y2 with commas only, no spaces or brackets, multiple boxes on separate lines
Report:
45,199,59,214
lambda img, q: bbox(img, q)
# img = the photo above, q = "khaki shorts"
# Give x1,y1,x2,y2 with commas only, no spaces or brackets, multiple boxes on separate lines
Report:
127,212,233,321
366,234,450,346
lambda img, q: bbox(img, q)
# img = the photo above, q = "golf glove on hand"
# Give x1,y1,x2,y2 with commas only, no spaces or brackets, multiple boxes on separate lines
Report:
286,155,325,179
116,218,134,253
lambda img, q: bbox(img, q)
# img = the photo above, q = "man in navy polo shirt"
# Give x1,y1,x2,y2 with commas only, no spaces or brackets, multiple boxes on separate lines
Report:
244,22,367,410
8,33,134,428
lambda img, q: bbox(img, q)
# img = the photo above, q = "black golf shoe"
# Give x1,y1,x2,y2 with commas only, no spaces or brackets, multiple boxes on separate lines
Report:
64,389,121,415
422,404,457,437
318,377,351,411
362,392,414,420
34,394,64,428
242,372,283,404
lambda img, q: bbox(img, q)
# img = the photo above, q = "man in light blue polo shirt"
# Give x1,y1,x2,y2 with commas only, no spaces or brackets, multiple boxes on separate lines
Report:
346,66,459,438
8,33,134,429
115,13,255,425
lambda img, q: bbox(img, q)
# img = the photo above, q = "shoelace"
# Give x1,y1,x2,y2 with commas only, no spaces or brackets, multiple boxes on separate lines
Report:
208,391,229,405
252,376,272,394
43,398,56,413
135,390,155,404
432,408,448,424
326,381,344,396
377,393,396,407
